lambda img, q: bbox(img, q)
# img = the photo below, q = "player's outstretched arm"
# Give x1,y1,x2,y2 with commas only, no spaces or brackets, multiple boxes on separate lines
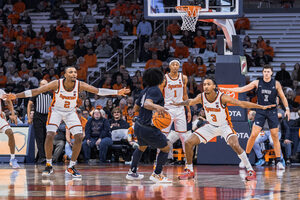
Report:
221,94,276,110
5,80,58,100
79,81,130,96
171,93,203,107
276,81,290,120
220,80,258,93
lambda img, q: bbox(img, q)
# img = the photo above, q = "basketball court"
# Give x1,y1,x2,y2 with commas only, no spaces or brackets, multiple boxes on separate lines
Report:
1,163,299,199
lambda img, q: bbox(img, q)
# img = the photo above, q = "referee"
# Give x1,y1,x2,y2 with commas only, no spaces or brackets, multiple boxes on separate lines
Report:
27,80,53,164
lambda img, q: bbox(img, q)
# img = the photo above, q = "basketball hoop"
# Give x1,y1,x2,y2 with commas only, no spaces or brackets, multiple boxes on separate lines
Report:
175,6,202,32
176,6,212,32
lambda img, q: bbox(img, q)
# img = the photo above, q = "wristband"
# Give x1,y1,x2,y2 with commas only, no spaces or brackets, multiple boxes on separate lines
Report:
24,90,32,97
285,107,290,110
98,88,118,96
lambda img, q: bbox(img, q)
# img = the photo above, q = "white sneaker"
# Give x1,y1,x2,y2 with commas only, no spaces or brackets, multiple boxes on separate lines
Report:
126,169,144,180
276,162,285,170
149,173,172,183
239,161,245,169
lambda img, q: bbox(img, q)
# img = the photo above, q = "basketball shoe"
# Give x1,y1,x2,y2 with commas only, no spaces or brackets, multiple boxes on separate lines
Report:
178,169,195,180
65,166,82,178
149,173,172,183
276,160,285,170
9,158,20,169
42,163,53,176
245,170,256,181
126,169,144,180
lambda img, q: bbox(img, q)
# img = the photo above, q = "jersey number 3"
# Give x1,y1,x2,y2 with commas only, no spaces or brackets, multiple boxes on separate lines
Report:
64,101,70,108
211,114,217,122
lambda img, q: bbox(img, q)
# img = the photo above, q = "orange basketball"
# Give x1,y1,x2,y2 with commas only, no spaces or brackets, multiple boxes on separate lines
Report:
152,111,172,130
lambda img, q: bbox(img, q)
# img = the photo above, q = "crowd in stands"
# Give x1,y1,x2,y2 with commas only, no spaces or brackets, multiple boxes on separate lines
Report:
0,0,299,165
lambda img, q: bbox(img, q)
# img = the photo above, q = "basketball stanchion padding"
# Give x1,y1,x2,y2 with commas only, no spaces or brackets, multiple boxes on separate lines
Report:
152,111,171,130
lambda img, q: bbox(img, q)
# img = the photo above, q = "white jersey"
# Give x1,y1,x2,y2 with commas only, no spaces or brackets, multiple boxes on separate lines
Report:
51,79,79,112
0,89,5,114
202,91,233,127
164,73,184,110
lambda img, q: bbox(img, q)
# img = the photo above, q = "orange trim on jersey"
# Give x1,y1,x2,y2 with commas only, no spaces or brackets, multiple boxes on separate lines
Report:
55,79,60,94
50,92,56,107
167,73,180,81
46,107,52,125
194,131,207,143
176,130,186,133
62,79,76,92
224,107,233,128
0,124,9,130
76,81,80,107
161,130,169,133
220,93,226,109
68,124,82,130
204,90,219,103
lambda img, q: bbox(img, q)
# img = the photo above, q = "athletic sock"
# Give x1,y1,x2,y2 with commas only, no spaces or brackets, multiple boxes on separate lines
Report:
10,154,15,160
130,149,143,173
68,160,76,168
186,164,193,172
238,151,253,171
154,151,168,175
46,159,52,166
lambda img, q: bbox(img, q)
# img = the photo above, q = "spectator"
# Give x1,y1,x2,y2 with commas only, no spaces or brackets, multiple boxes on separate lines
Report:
164,31,176,49
112,75,123,90
84,48,97,68
102,76,112,89
103,98,114,119
50,2,68,20
76,58,88,82
139,42,152,62
74,41,87,58
83,8,96,24
111,17,125,36
95,39,114,58
7,11,20,24
206,64,216,77
82,109,112,163
275,63,292,87
180,31,193,48
187,76,200,98
174,41,189,59
291,63,300,81
65,109,87,162
254,48,269,67
127,18,138,36
81,98,94,114
207,24,220,39
145,53,162,70
167,20,181,35
182,56,196,77
149,32,162,47
13,0,25,14
137,18,152,52
97,0,110,16
194,30,206,53
18,63,29,78
94,94,108,109
46,25,57,42
28,71,38,87
110,107,130,131
65,32,76,50
195,56,207,78
54,32,65,49
234,15,250,34
109,31,122,51
264,40,274,62
4,55,15,73
157,42,170,62
66,50,77,66
19,11,31,24
201,44,217,63
43,68,59,82
0,68,7,88
52,122,66,163
72,18,89,36
79,0,88,11
72,8,83,24
243,35,252,48
257,36,267,49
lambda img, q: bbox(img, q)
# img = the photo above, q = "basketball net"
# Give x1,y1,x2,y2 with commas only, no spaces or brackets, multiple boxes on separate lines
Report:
176,6,236,50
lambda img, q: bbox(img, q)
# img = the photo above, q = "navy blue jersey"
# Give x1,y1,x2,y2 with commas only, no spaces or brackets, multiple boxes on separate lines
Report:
136,86,164,126
257,78,277,107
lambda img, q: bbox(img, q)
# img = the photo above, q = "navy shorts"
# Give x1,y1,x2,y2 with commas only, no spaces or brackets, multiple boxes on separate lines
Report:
134,121,168,149
254,109,279,129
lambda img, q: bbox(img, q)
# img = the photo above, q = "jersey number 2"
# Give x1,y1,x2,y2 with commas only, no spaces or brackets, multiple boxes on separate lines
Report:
64,101,70,108
211,114,217,122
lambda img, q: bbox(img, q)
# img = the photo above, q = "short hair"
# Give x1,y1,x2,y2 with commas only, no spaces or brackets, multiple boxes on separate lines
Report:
64,66,76,73
263,65,273,72
204,76,218,91
142,68,164,87
112,107,121,114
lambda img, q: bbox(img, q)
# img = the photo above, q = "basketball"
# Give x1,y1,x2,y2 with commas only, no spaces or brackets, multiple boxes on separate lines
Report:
152,111,172,130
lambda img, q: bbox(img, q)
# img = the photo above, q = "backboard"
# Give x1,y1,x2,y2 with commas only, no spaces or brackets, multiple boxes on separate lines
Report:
145,0,243,19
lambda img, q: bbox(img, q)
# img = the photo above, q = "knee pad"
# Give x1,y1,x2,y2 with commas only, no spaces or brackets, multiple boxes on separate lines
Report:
167,130,180,144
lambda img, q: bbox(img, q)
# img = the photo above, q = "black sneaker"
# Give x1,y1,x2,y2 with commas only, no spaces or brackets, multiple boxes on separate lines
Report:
65,166,82,178
42,163,53,176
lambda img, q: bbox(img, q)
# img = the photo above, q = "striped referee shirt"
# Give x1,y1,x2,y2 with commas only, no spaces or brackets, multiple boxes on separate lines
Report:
30,92,53,114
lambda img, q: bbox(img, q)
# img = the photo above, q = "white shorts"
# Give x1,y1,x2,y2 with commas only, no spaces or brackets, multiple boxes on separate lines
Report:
0,116,10,133
46,108,82,135
162,107,187,134
193,122,236,144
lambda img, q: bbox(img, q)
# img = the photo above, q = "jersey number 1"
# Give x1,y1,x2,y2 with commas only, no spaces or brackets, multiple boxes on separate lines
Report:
64,101,70,108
